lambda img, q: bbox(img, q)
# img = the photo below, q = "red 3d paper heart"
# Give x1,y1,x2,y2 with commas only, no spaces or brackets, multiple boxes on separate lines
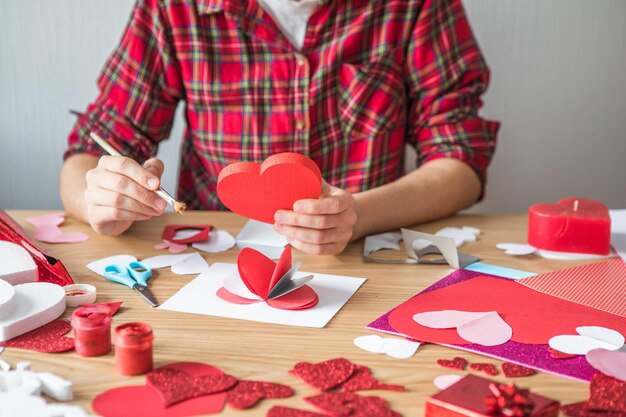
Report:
289,358,357,391
226,380,294,409
147,367,238,406
216,246,319,310
162,225,211,244
217,152,322,224
92,362,230,417
0,319,74,353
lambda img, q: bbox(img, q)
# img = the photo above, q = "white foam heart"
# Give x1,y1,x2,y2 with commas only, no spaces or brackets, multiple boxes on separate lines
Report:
549,326,624,355
192,230,236,253
0,241,37,285
0,391,49,417
170,253,210,275
86,255,137,276
496,243,537,256
141,254,194,269
353,335,420,359
0,280,16,319
0,282,66,342
435,226,480,248
433,374,463,390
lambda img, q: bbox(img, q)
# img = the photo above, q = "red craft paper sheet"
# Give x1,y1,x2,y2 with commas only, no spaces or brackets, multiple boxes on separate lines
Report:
518,259,626,318
388,275,626,345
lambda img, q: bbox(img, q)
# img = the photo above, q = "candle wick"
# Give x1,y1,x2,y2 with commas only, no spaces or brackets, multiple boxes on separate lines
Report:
574,200,579,211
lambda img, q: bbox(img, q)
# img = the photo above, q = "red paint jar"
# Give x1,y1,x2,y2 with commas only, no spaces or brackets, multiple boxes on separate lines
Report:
114,322,154,376
71,305,112,357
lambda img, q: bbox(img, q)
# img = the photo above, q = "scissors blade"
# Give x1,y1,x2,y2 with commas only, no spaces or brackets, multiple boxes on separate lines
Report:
134,284,158,307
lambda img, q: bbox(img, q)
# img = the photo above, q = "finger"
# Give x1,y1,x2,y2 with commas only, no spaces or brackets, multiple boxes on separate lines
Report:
98,155,160,190
85,188,163,217
321,179,331,195
89,205,152,225
274,223,350,245
287,239,343,256
275,210,351,230
93,170,166,211
143,158,164,178
293,195,348,215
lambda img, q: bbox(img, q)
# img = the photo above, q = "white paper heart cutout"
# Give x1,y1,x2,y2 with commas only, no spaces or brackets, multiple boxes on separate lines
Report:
192,230,236,253
435,226,480,248
141,254,194,269
549,326,624,355
353,335,420,359
86,255,137,276
0,283,66,342
496,243,537,256
170,253,210,275
433,374,463,390
413,310,512,346
586,348,626,381
0,241,37,285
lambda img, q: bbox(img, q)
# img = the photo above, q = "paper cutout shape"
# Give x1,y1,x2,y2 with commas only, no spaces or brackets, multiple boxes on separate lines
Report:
26,213,89,244
0,282,66,342
352,335,420,359
433,374,462,390
25,213,65,228
146,368,237,407
0,241,38,285
497,243,617,261
548,326,624,355
216,247,317,310
436,357,468,371
87,255,137,276
289,358,356,391
142,254,195,270
155,240,188,254
401,228,478,268
341,367,405,392
191,230,236,253
170,253,210,275
162,225,211,244
0,279,16,319
413,310,512,346
93,362,228,417
436,226,480,247
497,243,537,256
501,363,537,378
0,319,74,353
217,153,323,224
305,392,401,417
236,220,288,259
159,262,365,328
469,363,498,376
519,259,626,317
586,348,626,382
226,380,293,409
267,406,327,417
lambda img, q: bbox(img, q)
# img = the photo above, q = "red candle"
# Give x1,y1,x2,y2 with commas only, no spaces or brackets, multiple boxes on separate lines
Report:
528,198,611,255
114,322,154,376
71,305,112,357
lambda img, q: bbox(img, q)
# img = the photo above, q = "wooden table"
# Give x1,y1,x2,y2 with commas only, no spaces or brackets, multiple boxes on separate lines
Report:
3,211,590,416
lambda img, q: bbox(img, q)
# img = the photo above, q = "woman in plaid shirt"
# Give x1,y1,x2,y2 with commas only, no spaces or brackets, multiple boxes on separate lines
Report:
61,0,499,255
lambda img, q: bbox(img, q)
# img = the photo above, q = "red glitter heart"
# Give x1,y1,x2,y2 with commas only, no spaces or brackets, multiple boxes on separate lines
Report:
548,347,578,360
342,367,405,392
501,363,537,378
290,358,356,391
226,380,293,409
0,319,74,353
146,367,238,406
305,392,401,417
586,373,626,413
267,406,328,417
470,363,499,376
436,357,468,371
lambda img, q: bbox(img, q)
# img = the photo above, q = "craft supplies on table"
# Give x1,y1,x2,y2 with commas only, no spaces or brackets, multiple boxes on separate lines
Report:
114,322,154,376
71,305,112,357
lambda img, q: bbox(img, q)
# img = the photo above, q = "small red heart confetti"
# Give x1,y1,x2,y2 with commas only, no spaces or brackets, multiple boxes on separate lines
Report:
226,380,293,409
305,392,401,417
290,358,356,391
146,367,238,406
501,363,537,378
342,367,405,392
470,363,499,376
266,406,328,417
0,319,74,353
548,347,578,360
436,357,468,371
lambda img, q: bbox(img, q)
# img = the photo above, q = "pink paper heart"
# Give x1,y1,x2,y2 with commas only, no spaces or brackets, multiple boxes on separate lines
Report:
413,310,512,346
154,240,188,254
586,348,626,381
33,224,89,243
26,213,65,228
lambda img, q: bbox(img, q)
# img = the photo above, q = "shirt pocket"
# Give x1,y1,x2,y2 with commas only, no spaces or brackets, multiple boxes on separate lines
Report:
337,48,407,140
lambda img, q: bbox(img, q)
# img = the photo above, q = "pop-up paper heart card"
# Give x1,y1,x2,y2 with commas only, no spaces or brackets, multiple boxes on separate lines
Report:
216,246,318,310
217,153,322,224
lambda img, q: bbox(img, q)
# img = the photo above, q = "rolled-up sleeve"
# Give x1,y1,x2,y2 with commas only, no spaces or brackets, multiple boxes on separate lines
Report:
405,0,499,190
65,0,183,163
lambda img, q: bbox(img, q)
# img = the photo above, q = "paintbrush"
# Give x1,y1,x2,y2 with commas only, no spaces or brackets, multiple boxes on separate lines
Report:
69,110,186,214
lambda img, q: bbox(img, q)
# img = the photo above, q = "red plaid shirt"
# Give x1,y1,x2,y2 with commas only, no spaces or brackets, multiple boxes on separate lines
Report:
66,0,499,210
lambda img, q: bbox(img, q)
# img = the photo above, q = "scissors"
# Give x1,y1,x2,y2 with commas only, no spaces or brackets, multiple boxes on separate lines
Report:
103,261,158,307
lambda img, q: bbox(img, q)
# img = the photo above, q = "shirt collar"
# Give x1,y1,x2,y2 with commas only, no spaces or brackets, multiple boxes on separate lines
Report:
197,0,224,14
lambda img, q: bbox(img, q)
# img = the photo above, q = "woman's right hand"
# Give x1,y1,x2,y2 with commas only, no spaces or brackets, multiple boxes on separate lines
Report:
84,156,166,236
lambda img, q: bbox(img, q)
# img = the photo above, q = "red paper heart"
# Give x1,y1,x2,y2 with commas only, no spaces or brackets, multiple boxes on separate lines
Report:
469,363,499,376
146,367,237,406
267,406,327,417
305,392,401,417
92,362,228,417
217,153,322,224
290,358,357,391
226,380,293,409
162,225,212,244
501,363,537,378
342,367,405,392
0,319,74,353
238,246,289,299
436,357,468,371
266,285,319,310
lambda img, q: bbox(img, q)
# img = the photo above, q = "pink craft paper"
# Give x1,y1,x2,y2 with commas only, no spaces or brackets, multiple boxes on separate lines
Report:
25,213,65,228
155,240,188,254
33,223,89,243
414,310,512,346
519,259,626,318
366,268,602,382
586,349,626,382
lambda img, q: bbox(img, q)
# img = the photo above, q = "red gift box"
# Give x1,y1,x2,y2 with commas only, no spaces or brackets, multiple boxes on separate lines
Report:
426,375,560,417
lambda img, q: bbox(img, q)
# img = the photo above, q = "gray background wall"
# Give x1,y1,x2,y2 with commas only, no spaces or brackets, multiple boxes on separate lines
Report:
1,1,625,212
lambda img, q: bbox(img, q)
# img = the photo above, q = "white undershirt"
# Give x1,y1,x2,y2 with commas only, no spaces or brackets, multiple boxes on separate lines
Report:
257,0,323,50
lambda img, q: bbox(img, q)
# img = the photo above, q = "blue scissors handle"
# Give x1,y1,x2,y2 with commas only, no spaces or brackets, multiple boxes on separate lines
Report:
127,261,152,286
103,264,138,288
